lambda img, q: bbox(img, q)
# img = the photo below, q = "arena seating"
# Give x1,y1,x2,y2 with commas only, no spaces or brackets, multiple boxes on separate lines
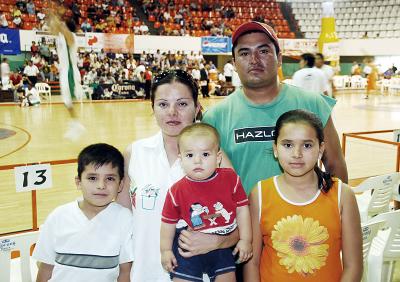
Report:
291,0,400,39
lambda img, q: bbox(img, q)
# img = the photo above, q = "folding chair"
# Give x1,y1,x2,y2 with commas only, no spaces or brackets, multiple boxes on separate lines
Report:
0,231,39,282
367,210,400,282
352,172,400,222
361,220,386,281
35,83,51,102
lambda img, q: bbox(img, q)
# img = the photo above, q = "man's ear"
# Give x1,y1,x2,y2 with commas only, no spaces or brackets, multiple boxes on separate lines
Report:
75,176,81,190
272,143,278,159
118,177,124,193
277,51,283,68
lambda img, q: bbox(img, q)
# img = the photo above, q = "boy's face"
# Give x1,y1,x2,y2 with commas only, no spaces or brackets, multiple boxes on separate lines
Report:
75,163,122,212
179,135,221,181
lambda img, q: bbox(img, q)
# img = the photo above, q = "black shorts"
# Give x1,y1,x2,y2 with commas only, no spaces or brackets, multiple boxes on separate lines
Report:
170,229,236,281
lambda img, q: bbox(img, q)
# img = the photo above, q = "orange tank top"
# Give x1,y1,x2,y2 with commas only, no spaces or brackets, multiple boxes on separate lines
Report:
258,176,342,282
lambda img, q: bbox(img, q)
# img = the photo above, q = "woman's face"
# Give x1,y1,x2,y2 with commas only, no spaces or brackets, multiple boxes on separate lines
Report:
153,82,200,138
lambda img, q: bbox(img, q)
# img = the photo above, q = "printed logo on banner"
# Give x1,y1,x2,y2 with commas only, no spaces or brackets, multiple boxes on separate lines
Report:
14,164,52,192
0,28,21,55
201,37,229,54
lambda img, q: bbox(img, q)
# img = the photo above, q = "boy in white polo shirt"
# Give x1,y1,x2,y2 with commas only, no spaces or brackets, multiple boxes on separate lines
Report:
33,143,134,282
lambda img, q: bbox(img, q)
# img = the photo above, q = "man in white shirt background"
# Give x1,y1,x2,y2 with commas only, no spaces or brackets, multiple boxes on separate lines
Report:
223,59,234,83
315,53,335,97
292,53,328,95
1,58,10,89
23,60,40,85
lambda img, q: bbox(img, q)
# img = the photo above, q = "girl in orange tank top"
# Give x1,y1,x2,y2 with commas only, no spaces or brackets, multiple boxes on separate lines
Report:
244,110,363,282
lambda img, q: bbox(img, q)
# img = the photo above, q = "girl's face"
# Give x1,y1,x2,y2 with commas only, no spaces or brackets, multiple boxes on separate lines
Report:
153,82,200,138
273,122,324,178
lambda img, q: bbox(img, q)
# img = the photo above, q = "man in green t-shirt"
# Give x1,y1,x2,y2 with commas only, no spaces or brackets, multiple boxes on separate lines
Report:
203,21,347,195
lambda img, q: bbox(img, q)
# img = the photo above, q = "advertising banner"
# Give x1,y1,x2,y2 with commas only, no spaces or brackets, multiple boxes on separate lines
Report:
84,33,134,53
99,83,138,99
0,28,21,55
281,39,318,57
201,37,230,54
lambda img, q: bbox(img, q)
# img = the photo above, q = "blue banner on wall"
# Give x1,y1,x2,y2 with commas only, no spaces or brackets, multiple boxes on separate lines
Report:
0,29,21,55
201,37,231,54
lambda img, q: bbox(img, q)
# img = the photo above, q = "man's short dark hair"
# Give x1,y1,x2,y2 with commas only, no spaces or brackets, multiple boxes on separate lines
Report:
301,53,315,68
315,53,324,60
77,143,124,180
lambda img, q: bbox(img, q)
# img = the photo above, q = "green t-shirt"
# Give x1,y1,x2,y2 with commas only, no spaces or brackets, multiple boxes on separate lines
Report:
202,84,336,195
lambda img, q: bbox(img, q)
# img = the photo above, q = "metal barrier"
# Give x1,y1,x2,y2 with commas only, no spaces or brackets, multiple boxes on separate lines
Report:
0,159,77,236
342,129,400,173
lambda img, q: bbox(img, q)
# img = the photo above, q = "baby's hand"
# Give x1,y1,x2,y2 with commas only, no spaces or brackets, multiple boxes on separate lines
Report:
161,250,178,272
233,239,252,263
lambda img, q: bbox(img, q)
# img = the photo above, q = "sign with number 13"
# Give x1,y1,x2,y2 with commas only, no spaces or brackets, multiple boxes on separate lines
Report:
14,164,52,192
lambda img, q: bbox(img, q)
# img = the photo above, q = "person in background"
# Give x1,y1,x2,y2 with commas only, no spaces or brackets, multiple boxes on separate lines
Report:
1,58,10,89
314,53,335,98
292,53,328,95
363,57,378,99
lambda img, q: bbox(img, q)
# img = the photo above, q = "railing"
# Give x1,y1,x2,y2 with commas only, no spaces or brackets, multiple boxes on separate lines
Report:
342,129,400,173
0,159,77,237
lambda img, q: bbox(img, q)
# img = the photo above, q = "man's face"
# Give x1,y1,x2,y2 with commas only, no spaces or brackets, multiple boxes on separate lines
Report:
233,32,281,89
315,55,324,68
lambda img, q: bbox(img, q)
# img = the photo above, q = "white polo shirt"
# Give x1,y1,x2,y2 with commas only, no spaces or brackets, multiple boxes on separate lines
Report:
23,64,39,76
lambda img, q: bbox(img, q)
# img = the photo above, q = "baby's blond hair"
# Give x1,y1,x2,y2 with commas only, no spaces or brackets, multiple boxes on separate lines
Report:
178,123,220,152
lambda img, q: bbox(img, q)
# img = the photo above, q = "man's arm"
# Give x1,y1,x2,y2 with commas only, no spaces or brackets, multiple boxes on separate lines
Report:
322,117,348,183
117,262,132,282
36,262,54,282
178,228,239,258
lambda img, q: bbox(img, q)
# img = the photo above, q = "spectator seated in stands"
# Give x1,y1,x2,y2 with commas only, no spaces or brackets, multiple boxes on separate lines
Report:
12,15,23,28
9,71,24,102
81,19,93,32
26,0,36,15
37,9,45,22
0,12,8,28
30,41,39,55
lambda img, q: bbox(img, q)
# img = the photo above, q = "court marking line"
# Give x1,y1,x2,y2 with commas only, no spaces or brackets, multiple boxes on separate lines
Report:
0,123,31,159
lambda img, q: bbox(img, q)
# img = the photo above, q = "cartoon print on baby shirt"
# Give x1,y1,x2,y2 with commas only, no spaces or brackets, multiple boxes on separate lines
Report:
213,202,232,223
190,203,209,229
140,184,160,210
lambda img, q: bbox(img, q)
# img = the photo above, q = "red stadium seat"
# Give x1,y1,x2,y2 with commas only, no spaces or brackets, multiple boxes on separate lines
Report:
23,21,33,30
148,14,156,22
154,21,161,29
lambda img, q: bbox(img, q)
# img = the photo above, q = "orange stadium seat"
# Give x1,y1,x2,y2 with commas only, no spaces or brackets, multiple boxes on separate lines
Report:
154,21,161,29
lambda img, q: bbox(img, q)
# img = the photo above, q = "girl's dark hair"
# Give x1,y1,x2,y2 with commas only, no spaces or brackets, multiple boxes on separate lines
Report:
151,70,202,120
274,109,333,193
77,143,124,180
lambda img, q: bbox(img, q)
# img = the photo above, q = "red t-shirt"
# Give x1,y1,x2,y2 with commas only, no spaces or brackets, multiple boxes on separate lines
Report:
162,168,248,235
10,73,22,85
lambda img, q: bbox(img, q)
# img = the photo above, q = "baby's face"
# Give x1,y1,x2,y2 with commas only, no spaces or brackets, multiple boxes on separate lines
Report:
179,135,221,181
